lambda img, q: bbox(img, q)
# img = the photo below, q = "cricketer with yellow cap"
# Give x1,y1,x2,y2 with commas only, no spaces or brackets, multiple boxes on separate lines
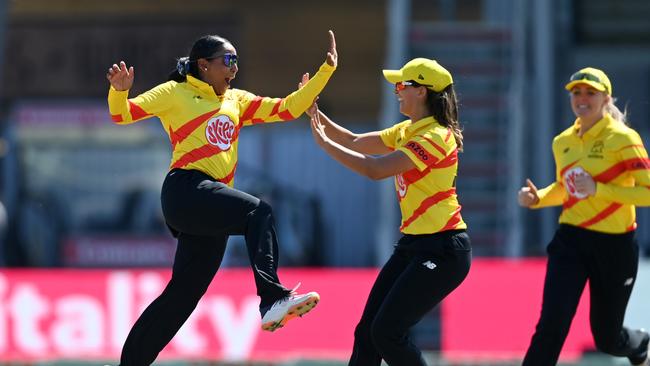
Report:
307,57,470,365
383,57,453,92
565,67,612,95
518,65,650,365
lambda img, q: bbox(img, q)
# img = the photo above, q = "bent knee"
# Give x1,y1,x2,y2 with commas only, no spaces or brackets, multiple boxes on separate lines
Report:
252,200,273,217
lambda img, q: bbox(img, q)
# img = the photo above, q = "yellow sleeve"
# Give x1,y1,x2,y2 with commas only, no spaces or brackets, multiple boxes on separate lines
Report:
107,82,174,125
594,131,650,205
532,182,566,208
238,62,336,126
531,135,567,208
379,121,409,150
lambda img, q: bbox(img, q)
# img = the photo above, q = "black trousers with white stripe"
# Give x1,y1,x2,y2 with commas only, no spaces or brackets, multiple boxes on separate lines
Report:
348,230,471,366
119,168,291,366
523,224,648,365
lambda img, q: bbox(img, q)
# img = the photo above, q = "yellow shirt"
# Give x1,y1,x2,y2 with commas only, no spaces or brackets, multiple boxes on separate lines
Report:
380,116,467,234
534,114,650,233
108,62,336,186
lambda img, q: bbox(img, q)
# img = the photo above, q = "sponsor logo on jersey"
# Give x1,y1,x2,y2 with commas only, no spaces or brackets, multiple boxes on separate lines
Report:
206,115,235,150
563,166,588,199
405,141,433,162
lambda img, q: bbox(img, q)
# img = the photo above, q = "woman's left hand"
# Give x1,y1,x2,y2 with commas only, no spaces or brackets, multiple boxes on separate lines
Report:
574,172,597,197
325,30,338,67
310,107,328,147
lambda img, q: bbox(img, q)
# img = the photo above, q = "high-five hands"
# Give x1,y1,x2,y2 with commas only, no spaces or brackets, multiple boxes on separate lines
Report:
518,179,540,207
107,61,134,91
326,30,338,67
310,105,328,148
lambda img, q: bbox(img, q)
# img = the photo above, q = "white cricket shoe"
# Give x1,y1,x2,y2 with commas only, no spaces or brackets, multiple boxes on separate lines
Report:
261,284,320,332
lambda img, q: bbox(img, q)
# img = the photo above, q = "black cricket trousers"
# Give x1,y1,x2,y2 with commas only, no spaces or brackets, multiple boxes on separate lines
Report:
120,168,292,366
523,224,648,365
349,230,472,366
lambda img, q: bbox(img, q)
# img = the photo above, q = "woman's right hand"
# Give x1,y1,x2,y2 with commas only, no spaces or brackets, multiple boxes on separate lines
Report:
107,61,134,91
518,178,540,207
325,30,338,67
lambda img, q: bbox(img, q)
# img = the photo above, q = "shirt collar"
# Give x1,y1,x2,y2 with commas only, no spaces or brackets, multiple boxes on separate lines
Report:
186,75,222,99
406,116,439,135
572,113,614,140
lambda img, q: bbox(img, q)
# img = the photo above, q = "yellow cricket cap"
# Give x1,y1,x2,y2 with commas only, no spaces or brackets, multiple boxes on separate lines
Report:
565,67,612,95
383,58,453,92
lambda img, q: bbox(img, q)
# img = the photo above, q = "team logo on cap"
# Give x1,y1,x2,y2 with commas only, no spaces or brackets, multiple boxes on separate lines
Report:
206,115,235,150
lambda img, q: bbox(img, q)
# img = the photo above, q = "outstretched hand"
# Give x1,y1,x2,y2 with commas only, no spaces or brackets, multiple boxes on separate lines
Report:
518,178,540,207
107,61,134,91
310,105,328,147
325,30,338,67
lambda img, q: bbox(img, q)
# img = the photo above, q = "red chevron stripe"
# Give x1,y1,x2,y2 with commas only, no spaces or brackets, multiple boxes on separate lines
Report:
111,114,123,122
578,203,622,228
171,125,241,168
171,145,222,169
592,161,628,183
439,206,463,232
278,109,294,120
623,157,650,171
169,108,221,147
400,188,456,231
560,160,581,177
240,96,263,123
220,163,237,185
616,144,646,153
401,149,458,191
270,99,282,117
420,135,447,156
128,101,151,120
444,128,452,143
563,196,580,210
432,149,458,168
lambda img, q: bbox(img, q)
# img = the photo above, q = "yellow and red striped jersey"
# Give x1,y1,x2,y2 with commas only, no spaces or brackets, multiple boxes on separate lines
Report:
108,62,335,186
380,116,467,234
533,114,650,233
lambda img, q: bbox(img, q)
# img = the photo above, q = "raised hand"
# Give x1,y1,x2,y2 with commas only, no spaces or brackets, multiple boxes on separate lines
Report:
107,61,134,91
326,30,338,67
298,72,310,89
310,106,328,147
518,178,540,207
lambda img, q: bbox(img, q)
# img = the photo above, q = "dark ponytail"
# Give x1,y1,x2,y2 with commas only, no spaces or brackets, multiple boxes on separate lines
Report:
168,35,232,82
425,84,463,152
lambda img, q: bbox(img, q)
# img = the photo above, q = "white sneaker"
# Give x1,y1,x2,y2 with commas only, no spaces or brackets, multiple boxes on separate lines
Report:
261,285,320,332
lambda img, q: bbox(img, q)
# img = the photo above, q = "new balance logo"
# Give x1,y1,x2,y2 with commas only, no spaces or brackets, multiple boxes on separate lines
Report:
422,260,437,270
624,277,634,286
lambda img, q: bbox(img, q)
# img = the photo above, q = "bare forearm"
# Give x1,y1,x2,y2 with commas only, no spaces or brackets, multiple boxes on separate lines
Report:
317,111,356,147
319,139,388,180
